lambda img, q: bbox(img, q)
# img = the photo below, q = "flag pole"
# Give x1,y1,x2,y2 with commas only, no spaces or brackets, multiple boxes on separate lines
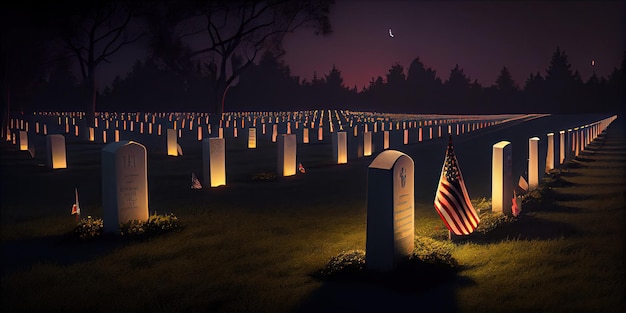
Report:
448,230,451,241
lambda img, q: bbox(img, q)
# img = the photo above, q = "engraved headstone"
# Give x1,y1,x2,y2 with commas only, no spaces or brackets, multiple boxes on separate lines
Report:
203,137,226,187
102,141,149,233
46,134,67,169
366,150,415,272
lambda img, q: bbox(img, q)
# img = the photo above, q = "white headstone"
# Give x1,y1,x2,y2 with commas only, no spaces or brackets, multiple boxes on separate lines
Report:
46,134,67,169
272,124,278,143
382,130,389,149
303,128,309,144
364,131,372,156
102,141,149,233
492,141,513,215
248,128,257,149
277,134,297,176
203,137,226,187
546,133,555,173
19,131,28,151
366,150,415,272
559,130,566,164
528,137,540,190
332,131,348,164
167,129,177,156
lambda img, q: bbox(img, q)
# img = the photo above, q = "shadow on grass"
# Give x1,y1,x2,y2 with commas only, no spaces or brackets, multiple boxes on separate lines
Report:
297,261,471,313
1,233,133,277
452,213,581,245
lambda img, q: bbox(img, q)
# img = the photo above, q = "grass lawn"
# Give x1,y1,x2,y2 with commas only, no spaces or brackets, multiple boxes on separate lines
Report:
1,114,624,312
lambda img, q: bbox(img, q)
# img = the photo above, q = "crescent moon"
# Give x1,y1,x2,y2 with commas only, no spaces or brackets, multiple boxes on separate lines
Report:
389,28,394,38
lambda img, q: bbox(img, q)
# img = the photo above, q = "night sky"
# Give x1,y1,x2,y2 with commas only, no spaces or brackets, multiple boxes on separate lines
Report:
281,0,625,91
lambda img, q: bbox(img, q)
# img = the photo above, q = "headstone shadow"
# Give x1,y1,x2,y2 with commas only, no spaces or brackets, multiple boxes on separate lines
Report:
1,233,128,277
296,263,471,313
453,213,581,245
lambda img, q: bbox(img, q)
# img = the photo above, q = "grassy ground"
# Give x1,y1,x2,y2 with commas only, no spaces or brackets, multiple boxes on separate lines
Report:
1,114,624,312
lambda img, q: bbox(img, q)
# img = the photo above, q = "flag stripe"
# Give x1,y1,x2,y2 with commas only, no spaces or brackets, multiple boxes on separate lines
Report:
435,187,470,234
434,136,480,236
440,180,474,229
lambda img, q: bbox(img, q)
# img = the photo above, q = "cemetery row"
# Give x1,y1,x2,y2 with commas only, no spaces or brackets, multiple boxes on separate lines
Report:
1,110,618,272
6,110,534,163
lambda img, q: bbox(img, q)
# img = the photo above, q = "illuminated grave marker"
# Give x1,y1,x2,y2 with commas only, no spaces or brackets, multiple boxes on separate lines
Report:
559,130,566,164
492,141,513,215
203,138,226,187
248,128,256,149
46,134,67,169
303,128,309,144
167,129,178,156
363,131,372,156
332,131,347,164
528,137,540,190
277,134,297,176
19,131,28,151
272,124,278,142
546,133,555,172
102,141,149,233
366,150,414,272
383,131,389,149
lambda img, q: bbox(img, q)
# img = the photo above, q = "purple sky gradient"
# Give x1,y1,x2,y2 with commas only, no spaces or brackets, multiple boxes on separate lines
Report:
280,0,625,91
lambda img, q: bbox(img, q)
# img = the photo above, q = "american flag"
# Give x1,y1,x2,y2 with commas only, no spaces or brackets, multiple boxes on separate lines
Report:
71,188,80,221
434,136,480,235
191,173,202,189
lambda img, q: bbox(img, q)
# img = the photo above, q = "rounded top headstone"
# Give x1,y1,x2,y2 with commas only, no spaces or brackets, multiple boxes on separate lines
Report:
369,150,412,170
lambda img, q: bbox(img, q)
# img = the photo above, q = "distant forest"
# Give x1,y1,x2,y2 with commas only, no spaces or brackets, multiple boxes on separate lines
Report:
3,1,624,117
12,47,626,115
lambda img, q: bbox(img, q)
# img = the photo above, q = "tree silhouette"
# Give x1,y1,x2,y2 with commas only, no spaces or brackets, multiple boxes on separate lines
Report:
605,51,625,113
324,65,344,89
494,66,517,92
386,63,406,85
443,64,471,111
54,0,145,127
406,57,442,111
543,46,583,110
1,3,55,138
523,72,545,112
147,0,334,117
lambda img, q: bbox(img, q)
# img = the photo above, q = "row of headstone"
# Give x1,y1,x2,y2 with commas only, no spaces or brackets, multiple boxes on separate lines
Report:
366,115,618,272
20,111,518,145
493,115,618,216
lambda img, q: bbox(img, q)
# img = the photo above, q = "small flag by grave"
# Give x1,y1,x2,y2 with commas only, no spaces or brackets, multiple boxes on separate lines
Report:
434,136,480,236
516,175,529,195
298,163,306,174
191,173,202,189
71,188,80,221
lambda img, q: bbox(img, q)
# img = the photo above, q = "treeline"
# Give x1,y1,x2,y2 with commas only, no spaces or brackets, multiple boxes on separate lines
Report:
22,47,625,114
